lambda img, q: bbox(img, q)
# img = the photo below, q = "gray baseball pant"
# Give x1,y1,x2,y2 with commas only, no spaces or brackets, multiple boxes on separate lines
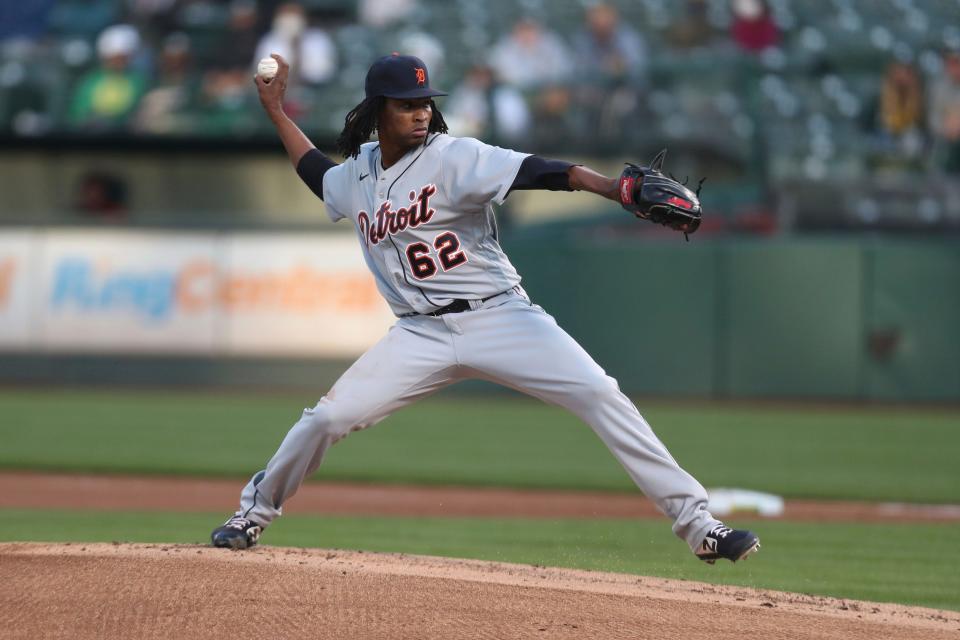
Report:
238,289,720,551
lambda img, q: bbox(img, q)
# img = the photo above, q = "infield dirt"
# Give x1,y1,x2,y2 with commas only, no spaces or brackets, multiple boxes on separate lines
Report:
2,542,958,640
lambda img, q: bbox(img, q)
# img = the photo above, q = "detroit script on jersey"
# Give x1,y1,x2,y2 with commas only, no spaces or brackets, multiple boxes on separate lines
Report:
322,134,530,316
357,183,438,247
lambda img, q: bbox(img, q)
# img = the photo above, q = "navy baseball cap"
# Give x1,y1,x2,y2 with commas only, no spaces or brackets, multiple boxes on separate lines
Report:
365,53,447,99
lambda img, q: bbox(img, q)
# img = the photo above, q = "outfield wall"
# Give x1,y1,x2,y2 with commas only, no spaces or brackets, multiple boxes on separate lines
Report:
508,235,960,402
1,228,957,401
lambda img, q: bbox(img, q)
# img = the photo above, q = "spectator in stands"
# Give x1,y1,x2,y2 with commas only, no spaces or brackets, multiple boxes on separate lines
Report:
68,24,149,131
571,2,645,147
666,0,718,51
134,32,200,134
928,48,960,173
253,3,337,85
730,0,780,54
445,63,530,144
489,18,572,89
197,0,261,127
74,171,129,222
126,0,179,46
489,17,573,148
573,3,647,83
865,59,926,170
879,61,924,136
212,0,261,72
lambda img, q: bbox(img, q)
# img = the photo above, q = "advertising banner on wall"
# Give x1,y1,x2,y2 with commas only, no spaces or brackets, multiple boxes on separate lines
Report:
0,230,39,349
39,230,221,353
221,235,391,357
0,229,394,357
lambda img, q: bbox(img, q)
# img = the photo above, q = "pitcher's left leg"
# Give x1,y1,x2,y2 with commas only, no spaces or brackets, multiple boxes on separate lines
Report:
457,300,721,551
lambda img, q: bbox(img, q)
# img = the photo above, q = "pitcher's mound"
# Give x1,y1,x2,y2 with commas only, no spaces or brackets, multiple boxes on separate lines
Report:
1,543,956,639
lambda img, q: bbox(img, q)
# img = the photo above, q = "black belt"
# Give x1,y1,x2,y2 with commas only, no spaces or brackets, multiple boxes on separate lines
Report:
425,292,495,317
425,299,472,316
421,288,516,317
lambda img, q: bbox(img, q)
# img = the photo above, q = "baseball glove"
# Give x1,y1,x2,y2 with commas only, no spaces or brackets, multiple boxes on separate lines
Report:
618,149,703,240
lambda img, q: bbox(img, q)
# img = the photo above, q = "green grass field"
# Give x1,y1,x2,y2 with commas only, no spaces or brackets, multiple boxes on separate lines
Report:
1,388,958,611
2,389,958,502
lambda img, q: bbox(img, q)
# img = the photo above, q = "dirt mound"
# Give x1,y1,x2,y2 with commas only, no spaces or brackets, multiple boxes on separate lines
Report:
1,543,957,640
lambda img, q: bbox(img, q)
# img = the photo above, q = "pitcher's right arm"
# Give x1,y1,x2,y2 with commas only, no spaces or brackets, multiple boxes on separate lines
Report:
254,53,337,200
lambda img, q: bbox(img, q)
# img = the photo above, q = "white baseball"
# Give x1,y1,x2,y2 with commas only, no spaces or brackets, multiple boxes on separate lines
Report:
257,57,279,81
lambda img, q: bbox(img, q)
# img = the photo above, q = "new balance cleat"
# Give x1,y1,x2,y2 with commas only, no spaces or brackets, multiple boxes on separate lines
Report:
696,524,760,564
211,515,263,550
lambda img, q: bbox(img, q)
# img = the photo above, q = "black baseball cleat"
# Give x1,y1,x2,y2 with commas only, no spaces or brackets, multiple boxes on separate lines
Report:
695,524,760,564
211,515,263,550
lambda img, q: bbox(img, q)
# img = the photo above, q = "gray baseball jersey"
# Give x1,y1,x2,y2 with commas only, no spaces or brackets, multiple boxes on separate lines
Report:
231,133,723,554
322,134,526,315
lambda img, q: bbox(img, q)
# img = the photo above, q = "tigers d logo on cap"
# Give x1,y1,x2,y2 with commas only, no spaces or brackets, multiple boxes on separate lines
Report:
364,54,447,99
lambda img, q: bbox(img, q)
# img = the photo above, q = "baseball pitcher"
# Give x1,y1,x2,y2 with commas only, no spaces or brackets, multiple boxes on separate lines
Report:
211,53,759,565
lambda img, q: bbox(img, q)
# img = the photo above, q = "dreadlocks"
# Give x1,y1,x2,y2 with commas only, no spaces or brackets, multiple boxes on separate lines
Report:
336,97,449,159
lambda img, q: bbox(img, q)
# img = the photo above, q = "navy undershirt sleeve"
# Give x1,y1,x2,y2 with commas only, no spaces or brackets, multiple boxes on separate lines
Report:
509,155,576,193
296,148,338,201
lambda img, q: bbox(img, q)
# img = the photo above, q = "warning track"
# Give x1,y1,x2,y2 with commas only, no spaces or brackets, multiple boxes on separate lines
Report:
1,471,958,523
